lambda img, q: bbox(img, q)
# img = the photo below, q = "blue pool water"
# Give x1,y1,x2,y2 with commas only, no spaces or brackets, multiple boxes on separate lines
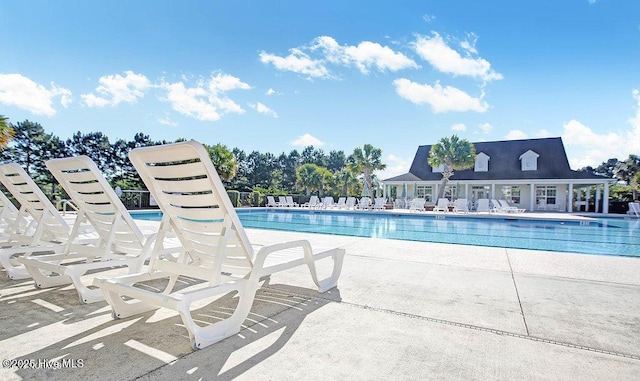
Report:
132,210,640,257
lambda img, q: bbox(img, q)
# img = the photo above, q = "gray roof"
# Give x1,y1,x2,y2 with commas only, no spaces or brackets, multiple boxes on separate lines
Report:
384,137,609,182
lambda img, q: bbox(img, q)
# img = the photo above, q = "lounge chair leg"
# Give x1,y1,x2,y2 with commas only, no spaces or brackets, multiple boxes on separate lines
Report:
305,248,345,293
183,279,258,350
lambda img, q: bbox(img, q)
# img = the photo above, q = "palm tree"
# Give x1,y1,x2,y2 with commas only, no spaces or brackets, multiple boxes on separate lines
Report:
349,144,386,193
296,163,323,196
334,167,359,196
0,115,15,149
206,143,237,182
428,135,476,200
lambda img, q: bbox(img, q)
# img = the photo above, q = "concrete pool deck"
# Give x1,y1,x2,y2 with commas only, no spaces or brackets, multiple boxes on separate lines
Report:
1,219,640,380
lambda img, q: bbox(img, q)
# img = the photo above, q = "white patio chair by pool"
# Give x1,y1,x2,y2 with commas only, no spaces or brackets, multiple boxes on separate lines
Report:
302,195,321,209
629,202,640,217
0,189,23,238
357,197,372,210
433,198,450,213
453,199,469,213
19,156,178,304
322,196,335,209
278,196,288,207
373,197,386,210
345,197,357,210
475,199,491,213
285,196,298,207
499,199,525,213
265,196,279,207
491,199,506,213
0,163,95,280
408,198,425,212
335,197,347,209
96,140,345,350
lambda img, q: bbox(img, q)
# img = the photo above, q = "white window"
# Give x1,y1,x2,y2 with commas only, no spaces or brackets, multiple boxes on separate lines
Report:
474,152,490,172
416,185,433,202
432,164,444,173
519,150,539,171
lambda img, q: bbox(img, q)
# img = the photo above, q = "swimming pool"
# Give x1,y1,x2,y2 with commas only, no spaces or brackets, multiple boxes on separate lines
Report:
132,209,640,257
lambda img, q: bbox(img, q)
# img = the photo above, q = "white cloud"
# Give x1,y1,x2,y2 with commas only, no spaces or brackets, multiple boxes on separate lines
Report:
422,14,435,23
561,119,622,168
536,129,552,138
0,73,72,116
628,89,640,153
479,122,493,133
266,88,281,96
157,116,178,127
291,133,324,147
249,102,278,118
379,153,411,180
259,48,331,79
559,91,640,168
393,78,489,113
413,32,503,82
260,36,418,78
451,123,467,131
460,33,479,55
505,130,528,140
81,71,151,107
160,73,250,122
312,36,419,74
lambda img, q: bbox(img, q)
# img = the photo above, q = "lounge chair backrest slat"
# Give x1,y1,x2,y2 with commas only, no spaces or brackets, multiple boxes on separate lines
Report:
129,140,254,276
0,163,70,241
46,156,146,256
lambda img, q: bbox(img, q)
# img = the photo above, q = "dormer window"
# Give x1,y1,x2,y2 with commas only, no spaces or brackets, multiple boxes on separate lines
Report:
519,150,539,171
474,152,489,172
432,164,444,173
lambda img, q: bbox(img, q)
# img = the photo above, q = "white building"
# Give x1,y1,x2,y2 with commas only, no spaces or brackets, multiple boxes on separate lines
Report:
383,137,615,213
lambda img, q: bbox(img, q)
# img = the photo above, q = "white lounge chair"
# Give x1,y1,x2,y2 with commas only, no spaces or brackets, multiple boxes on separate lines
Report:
345,197,357,210
453,199,469,213
335,197,347,209
373,197,386,210
96,140,345,350
322,196,335,209
475,199,491,213
266,196,279,207
408,198,425,212
357,197,372,210
0,163,93,280
302,195,321,209
278,196,288,207
491,199,506,213
19,156,178,304
0,190,24,239
285,196,298,207
629,202,640,217
433,198,450,213
499,199,525,213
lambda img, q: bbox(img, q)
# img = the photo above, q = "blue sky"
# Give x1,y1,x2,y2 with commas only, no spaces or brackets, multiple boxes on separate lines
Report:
1,0,639,179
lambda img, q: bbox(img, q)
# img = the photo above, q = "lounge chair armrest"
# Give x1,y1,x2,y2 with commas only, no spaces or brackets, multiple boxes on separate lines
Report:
252,239,313,277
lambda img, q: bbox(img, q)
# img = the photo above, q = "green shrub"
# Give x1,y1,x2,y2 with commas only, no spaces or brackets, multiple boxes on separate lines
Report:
227,190,240,207
251,191,263,207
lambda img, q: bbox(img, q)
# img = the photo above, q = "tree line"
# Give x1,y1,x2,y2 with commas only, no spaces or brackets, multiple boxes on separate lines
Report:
0,119,387,202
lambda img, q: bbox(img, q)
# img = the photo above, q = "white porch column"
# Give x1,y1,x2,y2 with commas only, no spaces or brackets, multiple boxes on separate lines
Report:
465,184,469,199
530,183,536,211
585,186,591,212
567,183,574,212
595,185,601,213
603,182,610,214
434,184,439,201
491,184,496,200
